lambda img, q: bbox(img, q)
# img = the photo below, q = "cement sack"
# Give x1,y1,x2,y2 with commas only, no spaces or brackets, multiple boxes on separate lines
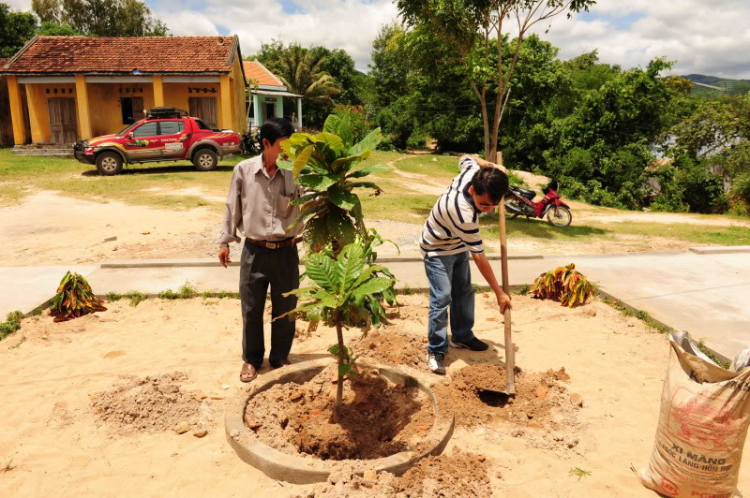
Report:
639,333,750,497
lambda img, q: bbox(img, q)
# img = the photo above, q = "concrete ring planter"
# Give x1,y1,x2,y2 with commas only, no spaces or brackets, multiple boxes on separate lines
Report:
225,357,455,484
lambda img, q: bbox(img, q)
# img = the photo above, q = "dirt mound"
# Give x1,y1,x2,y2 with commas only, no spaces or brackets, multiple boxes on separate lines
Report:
245,366,434,460
433,363,575,428
294,450,491,497
91,372,210,435
352,329,427,371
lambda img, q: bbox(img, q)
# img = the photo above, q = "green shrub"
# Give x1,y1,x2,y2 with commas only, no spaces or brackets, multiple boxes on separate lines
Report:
0,310,23,340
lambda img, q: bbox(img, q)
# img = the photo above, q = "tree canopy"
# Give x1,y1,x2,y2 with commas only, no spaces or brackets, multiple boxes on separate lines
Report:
0,3,37,58
31,0,167,37
395,0,597,162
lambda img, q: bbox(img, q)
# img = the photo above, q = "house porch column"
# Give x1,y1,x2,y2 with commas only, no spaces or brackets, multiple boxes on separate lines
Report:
297,98,303,128
7,76,27,145
219,75,233,130
74,75,92,139
153,75,165,107
253,93,261,128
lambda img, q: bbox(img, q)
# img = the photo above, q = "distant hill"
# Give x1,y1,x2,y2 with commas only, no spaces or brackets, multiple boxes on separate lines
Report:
682,74,750,97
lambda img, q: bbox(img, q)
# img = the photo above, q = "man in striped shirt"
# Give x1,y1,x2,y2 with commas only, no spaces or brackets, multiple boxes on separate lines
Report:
421,155,513,374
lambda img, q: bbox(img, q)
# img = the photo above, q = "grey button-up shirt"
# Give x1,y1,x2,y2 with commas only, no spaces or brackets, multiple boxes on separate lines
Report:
219,155,303,246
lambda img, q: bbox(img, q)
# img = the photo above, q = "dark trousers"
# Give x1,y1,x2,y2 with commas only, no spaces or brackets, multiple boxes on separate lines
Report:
239,240,299,366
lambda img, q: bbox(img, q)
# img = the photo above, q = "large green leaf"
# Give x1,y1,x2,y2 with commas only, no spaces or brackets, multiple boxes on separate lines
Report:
347,164,391,178
293,145,314,178
353,277,394,297
351,264,387,289
277,159,294,171
328,186,359,212
298,174,339,191
331,150,371,173
324,114,354,148
348,128,383,157
312,132,345,153
290,191,322,206
310,289,338,308
305,253,338,293
281,134,314,155
336,244,365,293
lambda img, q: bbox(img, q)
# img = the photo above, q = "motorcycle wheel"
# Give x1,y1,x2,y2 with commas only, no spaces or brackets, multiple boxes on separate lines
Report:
504,201,521,220
547,206,572,227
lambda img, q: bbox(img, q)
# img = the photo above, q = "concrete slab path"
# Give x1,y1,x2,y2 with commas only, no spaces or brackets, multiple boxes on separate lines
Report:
3,250,749,359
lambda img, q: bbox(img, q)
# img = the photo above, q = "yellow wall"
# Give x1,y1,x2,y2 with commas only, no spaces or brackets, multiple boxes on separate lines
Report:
88,83,155,137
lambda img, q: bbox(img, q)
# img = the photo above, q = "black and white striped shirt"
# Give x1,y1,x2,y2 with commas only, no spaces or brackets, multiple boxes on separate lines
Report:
420,156,484,258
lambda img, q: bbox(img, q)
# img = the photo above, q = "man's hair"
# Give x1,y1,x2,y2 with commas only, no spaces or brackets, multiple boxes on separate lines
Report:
260,117,295,147
471,166,509,203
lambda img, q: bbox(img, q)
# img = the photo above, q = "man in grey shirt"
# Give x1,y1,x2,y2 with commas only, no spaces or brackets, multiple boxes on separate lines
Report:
218,118,302,382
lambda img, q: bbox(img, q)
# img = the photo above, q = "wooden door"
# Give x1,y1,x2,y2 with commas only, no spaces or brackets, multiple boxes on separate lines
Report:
48,98,78,144
189,97,217,129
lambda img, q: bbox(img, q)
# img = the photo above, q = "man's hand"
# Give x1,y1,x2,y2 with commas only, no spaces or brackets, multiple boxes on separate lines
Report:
218,247,231,268
473,155,508,173
497,291,513,314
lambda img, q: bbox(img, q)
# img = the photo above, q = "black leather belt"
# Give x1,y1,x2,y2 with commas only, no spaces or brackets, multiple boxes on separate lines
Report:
246,237,301,249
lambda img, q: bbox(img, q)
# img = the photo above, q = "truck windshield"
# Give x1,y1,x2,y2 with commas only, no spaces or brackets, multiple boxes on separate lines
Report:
117,122,139,136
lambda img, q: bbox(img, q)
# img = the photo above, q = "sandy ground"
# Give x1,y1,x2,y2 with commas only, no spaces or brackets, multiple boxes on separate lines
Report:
2,294,748,496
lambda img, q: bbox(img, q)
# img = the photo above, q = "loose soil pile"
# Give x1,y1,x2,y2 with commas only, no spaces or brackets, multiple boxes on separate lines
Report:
432,363,578,428
295,450,491,497
352,329,428,372
91,372,211,435
245,366,434,460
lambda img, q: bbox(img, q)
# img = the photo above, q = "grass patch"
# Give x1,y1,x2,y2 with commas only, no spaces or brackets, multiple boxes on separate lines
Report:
123,291,147,307
158,282,198,300
0,148,247,210
569,468,591,480
106,292,122,302
0,310,23,341
602,298,671,334
697,338,731,369
592,222,750,246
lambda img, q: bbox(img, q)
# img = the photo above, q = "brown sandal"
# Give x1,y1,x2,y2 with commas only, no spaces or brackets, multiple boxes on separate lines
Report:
239,363,258,383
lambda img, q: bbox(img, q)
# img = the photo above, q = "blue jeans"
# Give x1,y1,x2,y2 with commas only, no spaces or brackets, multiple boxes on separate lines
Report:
424,251,476,354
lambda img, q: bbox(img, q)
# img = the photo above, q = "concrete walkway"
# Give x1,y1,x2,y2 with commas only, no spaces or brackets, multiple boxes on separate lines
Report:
2,249,749,359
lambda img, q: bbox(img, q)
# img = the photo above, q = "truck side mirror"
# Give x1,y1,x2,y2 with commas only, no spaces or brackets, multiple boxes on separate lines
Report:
126,132,134,140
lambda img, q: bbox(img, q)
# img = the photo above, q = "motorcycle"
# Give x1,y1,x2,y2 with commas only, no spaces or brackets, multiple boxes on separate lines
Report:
240,130,261,156
504,179,572,227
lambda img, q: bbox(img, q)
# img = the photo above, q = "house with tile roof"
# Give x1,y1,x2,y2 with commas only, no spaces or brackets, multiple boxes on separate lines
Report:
0,36,247,145
242,60,303,129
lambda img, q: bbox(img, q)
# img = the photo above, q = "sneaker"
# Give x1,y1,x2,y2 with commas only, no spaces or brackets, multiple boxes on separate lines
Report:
427,352,446,375
450,337,489,351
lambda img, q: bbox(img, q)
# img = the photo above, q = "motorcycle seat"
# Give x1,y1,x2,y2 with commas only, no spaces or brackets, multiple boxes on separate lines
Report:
511,186,536,200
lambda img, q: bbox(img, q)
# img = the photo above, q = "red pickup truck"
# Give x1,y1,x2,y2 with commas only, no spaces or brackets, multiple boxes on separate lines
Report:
74,108,241,175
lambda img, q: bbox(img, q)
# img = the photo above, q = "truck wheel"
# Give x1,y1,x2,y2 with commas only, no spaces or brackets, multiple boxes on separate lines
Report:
96,152,123,176
193,149,218,171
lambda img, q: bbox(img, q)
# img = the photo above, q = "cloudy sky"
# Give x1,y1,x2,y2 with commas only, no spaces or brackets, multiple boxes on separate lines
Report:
7,0,750,78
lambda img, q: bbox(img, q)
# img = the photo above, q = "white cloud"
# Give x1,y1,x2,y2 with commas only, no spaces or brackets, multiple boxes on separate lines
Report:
531,0,750,78
162,11,219,36
7,0,750,78
156,0,399,71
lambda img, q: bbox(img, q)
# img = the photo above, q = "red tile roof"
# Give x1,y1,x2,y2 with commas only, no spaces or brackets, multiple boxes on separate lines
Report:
0,58,8,68
243,60,285,88
1,36,241,74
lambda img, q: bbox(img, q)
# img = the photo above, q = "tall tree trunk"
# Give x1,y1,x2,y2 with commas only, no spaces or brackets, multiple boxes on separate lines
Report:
471,83,491,160
333,318,344,422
